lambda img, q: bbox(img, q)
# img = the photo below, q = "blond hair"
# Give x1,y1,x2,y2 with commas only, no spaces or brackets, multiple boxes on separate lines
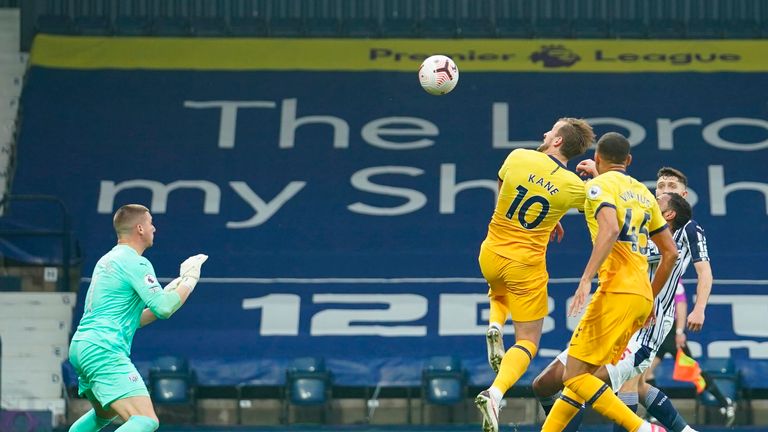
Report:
557,117,595,160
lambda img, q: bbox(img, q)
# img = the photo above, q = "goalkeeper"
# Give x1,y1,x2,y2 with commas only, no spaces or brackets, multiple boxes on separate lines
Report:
68,204,208,432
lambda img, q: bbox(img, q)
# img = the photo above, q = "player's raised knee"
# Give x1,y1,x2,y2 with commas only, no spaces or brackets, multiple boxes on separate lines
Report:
127,415,159,431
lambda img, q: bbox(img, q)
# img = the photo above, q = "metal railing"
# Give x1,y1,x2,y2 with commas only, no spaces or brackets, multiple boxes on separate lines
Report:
0,194,77,292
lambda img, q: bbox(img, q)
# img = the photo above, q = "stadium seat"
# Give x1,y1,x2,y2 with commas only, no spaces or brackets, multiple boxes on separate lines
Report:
534,19,573,39
306,18,342,37
695,357,741,425
420,356,467,424
647,19,686,39
686,19,723,39
228,17,268,37
269,17,306,37
154,16,192,37
35,15,77,35
341,17,380,38
495,17,534,38
573,19,610,38
191,17,228,37
0,276,21,291
149,355,197,424
282,357,332,424
380,18,419,38
72,0,112,36
421,18,457,38
114,15,152,35
610,19,648,39
457,18,495,38
722,20,760,39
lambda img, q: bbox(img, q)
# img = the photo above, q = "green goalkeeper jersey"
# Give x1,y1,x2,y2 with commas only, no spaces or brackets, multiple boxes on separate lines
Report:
71,244,182,356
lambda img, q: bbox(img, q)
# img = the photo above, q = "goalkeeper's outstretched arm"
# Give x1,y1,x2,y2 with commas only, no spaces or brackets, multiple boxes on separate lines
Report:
140,254,208,325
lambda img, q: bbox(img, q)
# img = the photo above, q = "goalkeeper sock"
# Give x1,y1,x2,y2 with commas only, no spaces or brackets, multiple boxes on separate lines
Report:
69,409,115,432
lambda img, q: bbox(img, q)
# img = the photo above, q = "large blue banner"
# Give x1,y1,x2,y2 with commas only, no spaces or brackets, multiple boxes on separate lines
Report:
10,51,768,385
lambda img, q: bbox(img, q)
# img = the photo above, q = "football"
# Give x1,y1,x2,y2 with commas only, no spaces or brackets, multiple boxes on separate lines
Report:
418,55,459,95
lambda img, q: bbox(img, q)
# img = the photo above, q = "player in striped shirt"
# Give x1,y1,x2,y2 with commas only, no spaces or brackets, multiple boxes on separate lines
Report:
643,167,733,428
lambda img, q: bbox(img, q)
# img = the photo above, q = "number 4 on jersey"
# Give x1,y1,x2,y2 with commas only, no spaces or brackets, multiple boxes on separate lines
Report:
618,209,651,253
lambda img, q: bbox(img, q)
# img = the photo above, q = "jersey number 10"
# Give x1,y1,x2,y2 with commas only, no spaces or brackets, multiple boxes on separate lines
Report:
505,185,550,229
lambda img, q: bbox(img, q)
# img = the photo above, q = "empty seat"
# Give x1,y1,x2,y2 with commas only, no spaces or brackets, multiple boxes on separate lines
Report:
573,19,609,38
269,18,305,37
535,18,572,38
457,18,494,38
381,18,418,38
686,19,723,39
306,18,341,37
154,16,191,36
191,17,227,37
721,20,759,39
495,18,534,38
149,355,197,424
282,357,332,424
421,18,457,38
420,356,467,423
647,19,686,39
611,19,647,39
36,15,77,35
341,17,380,38
228,17,268,37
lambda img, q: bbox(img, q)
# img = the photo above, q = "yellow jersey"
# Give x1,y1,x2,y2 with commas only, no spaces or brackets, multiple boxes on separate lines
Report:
483,149,586,264
584,170,667,300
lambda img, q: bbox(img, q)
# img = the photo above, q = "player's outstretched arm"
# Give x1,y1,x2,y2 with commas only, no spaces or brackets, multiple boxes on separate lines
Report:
687,260,712,332
142,254,208,320
649,229,679,298
140,277,184,327
570,206,619,316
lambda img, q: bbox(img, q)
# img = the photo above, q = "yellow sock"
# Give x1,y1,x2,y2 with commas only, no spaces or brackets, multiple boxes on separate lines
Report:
491,339,537,393
488,293,510,326
541,388,584,432
565,373,644,432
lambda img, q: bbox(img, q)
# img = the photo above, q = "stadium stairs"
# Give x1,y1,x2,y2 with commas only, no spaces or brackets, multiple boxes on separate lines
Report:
0,5,24,205
0,292,75,428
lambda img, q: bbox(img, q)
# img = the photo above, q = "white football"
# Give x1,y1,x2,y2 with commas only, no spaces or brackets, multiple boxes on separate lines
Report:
418,55,459,96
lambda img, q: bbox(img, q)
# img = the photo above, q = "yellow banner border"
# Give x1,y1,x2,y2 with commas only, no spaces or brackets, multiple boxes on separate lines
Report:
30,34,768,73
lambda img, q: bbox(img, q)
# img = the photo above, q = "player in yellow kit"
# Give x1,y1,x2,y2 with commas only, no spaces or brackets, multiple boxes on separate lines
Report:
475,118,595,432
541,132,678,432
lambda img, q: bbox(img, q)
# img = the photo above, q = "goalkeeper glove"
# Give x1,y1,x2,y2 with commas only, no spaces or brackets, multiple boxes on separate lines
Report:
179,254,208,292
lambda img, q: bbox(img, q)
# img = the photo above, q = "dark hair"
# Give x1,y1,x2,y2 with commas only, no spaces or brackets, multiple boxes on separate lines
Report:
657,167,688,187
664,192,692,230
556,117,595,160
113,204,149,237
596,132,630,164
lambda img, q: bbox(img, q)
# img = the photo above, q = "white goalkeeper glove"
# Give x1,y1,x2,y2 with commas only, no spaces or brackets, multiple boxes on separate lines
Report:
179,254,208,292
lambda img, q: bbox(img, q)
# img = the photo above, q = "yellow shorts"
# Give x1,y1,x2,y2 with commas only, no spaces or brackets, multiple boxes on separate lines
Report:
568,290,653,366
478,244,549,322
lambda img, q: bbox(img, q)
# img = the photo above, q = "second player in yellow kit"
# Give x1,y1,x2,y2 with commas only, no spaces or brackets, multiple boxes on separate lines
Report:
542,132,679,432
572,170,668,365
475,118,595,432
